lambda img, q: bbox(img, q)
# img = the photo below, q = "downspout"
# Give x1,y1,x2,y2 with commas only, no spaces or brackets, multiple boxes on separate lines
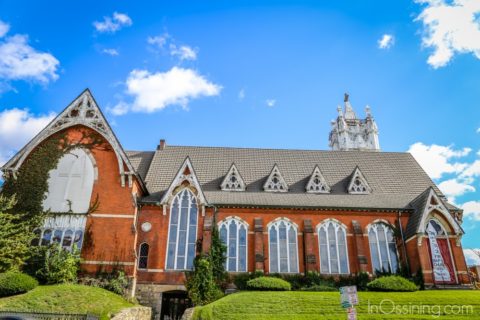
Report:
398,210,410,274
131,195,140,298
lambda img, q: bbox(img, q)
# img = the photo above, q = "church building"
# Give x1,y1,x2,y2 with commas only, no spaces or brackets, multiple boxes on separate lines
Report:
1,90,471,317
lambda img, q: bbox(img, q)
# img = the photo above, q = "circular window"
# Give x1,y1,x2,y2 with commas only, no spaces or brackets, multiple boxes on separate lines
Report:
141,222,152,232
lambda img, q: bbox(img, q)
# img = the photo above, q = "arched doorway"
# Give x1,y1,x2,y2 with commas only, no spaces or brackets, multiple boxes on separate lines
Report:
160,290,192,320
426,219,456,285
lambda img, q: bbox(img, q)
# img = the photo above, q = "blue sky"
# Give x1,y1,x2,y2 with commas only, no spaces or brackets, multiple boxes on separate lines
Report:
0,0,479,260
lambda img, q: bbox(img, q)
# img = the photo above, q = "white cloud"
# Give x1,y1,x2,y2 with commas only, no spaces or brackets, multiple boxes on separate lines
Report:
415,0,480,68
461,201,480,220
148,33,197,61
408,142,471,179
238,89,245,100
111,67,222,114
169,44,197,61
0,108,55,165
93,12,132,33
0,34,59,83
0,20,10,38
464,249,480,266
378,34,395,49
460,160,480,178
102,48,119,56
438,178,475,198
107,101,129,116
266,99,276,107
147,34,169,49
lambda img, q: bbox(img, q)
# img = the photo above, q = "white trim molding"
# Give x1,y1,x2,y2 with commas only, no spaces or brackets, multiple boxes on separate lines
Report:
220,163,246,191
160,157,207,207
264,164,288,192
306,165,330,194
348,166,372,194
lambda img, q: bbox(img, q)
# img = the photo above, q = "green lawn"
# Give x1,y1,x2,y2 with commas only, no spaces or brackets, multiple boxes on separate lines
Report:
194,291,480,319
0,284,135,320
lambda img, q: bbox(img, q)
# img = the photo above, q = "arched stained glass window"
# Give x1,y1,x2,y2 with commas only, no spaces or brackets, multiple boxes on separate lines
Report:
368,223,398,274
166,189,198,270
219,217,248,272
269,219,298,273
318,220,349,274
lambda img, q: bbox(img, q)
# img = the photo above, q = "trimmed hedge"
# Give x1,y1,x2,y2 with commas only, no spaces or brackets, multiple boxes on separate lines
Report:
367,275,418,292
0,271,38,297
246,277,291,291
300,285,337,292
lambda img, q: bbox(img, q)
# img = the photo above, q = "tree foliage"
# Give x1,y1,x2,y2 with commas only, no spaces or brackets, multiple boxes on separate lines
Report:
208,225,227,285
186,255,223,306
0,195,35,272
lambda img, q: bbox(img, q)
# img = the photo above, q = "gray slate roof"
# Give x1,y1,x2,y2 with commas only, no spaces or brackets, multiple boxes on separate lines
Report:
125,151,155,180
127,145,448,210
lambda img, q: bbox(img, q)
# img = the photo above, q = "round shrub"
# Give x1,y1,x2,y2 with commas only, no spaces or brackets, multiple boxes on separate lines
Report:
0,271,38,297
246,276,291,291
367,275,418,292
300,285,337,292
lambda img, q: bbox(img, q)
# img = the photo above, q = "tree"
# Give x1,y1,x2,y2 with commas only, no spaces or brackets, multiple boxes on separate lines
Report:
0,195,36,272
185,255,223,306
208,225,227,285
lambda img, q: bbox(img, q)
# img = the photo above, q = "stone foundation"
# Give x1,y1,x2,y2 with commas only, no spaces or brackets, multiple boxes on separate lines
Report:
111,306,152,320
135,283,187,320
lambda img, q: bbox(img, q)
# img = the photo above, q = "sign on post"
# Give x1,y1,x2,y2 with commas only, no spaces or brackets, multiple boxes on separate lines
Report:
339,285,358,320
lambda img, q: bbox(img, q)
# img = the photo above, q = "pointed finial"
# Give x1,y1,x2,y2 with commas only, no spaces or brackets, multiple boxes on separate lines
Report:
365,105,371,117
344,93,349,102
337,105,343,116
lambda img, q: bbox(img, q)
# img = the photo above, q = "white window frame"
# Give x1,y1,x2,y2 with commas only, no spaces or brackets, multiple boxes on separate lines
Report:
165,188,198,270
368,223,398,274
317,220,349,274
219,217,248,272
268,219,299,273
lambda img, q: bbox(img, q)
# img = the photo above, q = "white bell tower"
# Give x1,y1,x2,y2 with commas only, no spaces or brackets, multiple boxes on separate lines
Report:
329,94,380,151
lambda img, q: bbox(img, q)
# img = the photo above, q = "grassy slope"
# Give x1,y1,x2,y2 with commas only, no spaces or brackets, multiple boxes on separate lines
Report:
194,291,480,319
0,284,134,320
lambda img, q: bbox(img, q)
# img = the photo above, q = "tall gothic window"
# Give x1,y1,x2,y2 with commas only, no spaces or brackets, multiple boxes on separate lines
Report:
368,223,398,273
318,220,349,274
219,217,248,272
269,219,298,273
166,189,198,270
138,243,149,269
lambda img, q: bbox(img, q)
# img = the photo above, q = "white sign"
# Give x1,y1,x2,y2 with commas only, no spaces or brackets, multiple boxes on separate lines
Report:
427,224,451,282
340,285,358,308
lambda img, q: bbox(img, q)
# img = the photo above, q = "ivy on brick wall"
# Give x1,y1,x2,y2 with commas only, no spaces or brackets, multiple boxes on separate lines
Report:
0,129,104,271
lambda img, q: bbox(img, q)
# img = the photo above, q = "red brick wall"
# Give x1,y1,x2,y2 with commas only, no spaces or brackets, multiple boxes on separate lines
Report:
43,126,141,275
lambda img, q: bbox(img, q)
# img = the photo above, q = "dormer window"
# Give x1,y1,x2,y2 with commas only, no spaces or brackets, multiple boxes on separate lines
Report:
221,164,246,191
264,164,288,192
348,167,371,194
306,166,330,193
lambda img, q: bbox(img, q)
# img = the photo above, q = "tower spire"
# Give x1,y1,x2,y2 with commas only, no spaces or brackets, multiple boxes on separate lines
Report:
328,94,380,151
